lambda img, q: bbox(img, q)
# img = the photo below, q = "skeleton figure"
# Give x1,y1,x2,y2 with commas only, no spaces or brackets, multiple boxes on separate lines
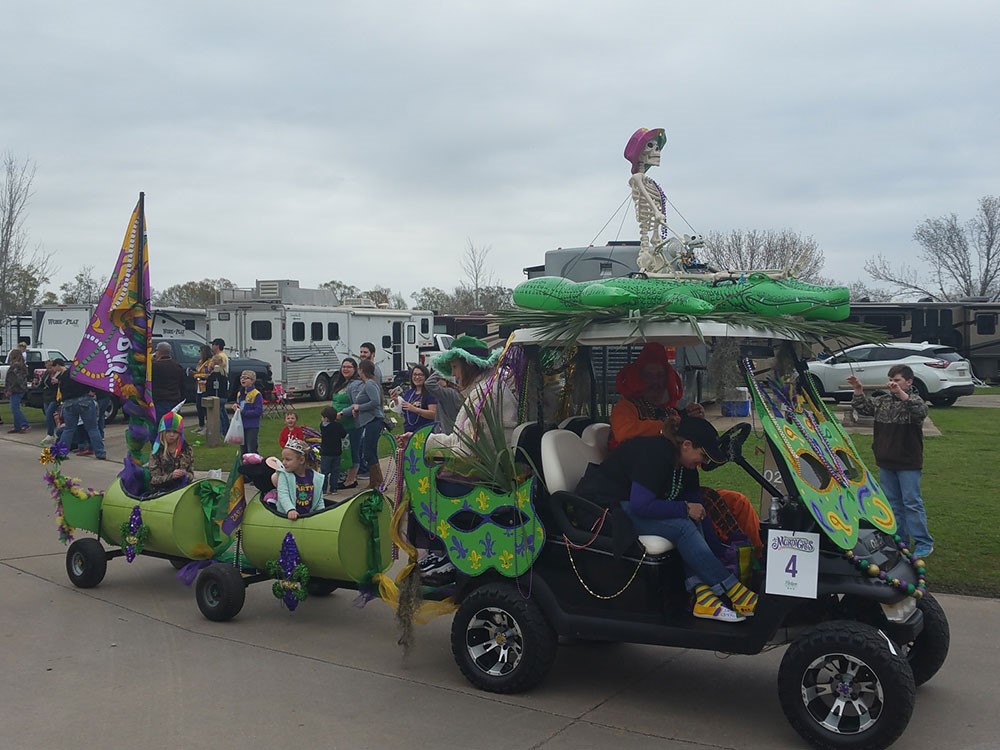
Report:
624,128,670,273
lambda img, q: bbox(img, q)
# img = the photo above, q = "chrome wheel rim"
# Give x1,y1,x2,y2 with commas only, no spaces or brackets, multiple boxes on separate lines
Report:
70,552,86,577
203,582,221,608
465,606,524,677
800,652,884,734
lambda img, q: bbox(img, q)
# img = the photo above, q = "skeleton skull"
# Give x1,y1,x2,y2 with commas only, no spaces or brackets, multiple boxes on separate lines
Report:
640,139,662,168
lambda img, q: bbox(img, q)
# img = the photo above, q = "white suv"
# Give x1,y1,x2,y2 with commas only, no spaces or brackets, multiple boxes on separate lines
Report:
806,342,975,407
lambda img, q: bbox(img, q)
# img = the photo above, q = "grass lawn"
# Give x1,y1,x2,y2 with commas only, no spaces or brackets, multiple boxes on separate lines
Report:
707,405,1000,598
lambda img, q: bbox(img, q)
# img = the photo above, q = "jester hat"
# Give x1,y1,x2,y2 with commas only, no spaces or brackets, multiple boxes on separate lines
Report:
615,342,683,406
431,335,501,374
152,411,185,456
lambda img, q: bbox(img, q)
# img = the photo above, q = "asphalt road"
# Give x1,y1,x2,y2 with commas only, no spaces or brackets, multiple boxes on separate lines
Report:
1,429,997,750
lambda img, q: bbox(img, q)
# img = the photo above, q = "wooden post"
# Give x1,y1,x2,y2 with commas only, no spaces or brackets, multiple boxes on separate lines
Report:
203,397,223,447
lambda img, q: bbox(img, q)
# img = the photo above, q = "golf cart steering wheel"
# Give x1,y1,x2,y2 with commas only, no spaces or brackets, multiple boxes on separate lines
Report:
716,422,752,464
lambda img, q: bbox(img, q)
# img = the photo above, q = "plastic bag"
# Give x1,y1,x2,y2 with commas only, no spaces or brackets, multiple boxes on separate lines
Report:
225,409,244,445
207,468,223,480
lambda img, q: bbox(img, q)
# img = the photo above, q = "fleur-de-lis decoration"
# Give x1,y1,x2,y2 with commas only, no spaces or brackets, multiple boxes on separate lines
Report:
419,501,437,525
418,476,430,495
468,549,482,570
480,531,496,558
436,519,450,539
411,432,425,450
516,487,529,509
475,491,490,511
449,536,469,559
499,550,514,569
404,451,420,475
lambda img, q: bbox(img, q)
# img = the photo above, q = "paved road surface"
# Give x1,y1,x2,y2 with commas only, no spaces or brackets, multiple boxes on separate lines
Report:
1,432,996,750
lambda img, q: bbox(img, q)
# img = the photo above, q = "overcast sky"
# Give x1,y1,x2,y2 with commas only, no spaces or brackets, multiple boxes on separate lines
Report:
4,1,999,302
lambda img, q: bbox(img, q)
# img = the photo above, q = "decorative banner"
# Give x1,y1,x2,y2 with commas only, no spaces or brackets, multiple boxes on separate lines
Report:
220,452,246,536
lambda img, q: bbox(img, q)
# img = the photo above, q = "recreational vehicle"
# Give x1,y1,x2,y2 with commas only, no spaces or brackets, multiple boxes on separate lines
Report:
207,303,434,399
32,304,208,355
848,300,1000,382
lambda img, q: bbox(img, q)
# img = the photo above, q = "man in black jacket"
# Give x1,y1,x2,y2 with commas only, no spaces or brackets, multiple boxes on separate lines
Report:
152,342,186,426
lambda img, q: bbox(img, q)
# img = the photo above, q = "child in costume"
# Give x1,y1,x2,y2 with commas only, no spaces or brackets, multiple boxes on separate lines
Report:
275,437,325,520
148,411,195,493
233,370,264,454
279,410,305,448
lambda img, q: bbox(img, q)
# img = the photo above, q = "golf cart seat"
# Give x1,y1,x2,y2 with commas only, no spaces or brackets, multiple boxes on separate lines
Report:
558,415,593,435
511,421,543,481
580,422,611,461
540,429,674,555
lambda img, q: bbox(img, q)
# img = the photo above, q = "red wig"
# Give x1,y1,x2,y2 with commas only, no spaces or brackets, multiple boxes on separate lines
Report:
615,343,683,406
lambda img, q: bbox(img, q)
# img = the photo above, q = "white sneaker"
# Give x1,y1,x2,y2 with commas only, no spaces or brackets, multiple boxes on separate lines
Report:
40,435,56,446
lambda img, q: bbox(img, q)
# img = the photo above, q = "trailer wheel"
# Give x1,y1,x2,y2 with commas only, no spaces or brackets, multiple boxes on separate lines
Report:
196,564,246,622
66,538,108,588
313,374,331,401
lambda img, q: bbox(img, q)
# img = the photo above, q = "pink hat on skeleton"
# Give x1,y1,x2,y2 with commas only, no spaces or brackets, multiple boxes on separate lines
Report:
623,127,666,174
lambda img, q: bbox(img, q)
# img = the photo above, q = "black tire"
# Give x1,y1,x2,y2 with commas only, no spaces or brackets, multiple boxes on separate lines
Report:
313,374,331,401
929,395,957,407
912,379,930,400
306,579,338,597
66,538,108,588
906,593,950,687
103,397,120,425
778,620,916,750
808,374,827,397
450,582,557,694
195,564,246,622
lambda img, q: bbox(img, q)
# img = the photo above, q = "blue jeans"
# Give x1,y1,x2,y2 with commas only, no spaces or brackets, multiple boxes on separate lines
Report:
320,454,339,492
218,398,230,433
348,427,363,469
9,392,28,431
60,396,105,459
44,401,58,436
622,502,738,594
360,420,383,465
879,467,933,553
242,426,259,456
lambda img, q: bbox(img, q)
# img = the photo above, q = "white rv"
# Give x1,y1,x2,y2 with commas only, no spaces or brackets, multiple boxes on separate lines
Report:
32,304,208,354
207,302,435,399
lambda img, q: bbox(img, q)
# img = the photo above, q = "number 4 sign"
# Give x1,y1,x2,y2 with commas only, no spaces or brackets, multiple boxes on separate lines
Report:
765,530,820,599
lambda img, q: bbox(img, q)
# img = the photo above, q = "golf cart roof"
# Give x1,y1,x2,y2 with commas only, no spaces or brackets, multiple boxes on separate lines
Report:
509,320,803,348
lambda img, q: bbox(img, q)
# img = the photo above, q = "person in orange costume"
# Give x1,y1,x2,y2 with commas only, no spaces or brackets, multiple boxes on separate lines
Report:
609,343,762,555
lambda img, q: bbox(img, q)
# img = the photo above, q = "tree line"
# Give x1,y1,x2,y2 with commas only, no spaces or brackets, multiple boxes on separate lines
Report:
4,151,999,321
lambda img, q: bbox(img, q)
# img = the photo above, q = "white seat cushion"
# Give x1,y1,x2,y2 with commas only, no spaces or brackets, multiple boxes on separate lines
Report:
580,423,611,462
540,429,605,494
637,535,675,555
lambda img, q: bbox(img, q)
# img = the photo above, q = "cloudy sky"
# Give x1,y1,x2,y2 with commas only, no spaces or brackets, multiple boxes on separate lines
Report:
4,1,998,302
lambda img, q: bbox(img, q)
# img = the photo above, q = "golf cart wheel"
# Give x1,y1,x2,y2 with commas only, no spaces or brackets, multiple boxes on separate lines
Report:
195,564,246,622
306,579,338,597
778,620,915,750
906,593,950,686
66,538,108,588
451,582,557,694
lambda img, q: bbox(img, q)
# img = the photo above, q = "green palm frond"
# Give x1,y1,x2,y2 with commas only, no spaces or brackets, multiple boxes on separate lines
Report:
447,394,519,494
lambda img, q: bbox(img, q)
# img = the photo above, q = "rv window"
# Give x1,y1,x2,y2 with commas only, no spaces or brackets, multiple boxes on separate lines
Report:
292,322,305,342
407,327,416,345
251,321,272,340
218,312,231,321
182,319,195,331
381,335,392,349
862,314,904,338
977,313,997,336
328,322,340,340
420,318,429,334
311,322,323,341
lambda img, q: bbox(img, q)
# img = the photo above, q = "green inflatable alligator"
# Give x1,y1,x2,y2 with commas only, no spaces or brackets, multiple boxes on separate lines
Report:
512,273,850,321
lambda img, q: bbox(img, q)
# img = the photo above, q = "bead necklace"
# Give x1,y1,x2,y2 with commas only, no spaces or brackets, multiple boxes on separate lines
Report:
665,465,683,500
844,535,927,599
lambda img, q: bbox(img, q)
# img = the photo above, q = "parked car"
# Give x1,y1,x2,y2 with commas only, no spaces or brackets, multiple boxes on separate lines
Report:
806,342,975,406
153,338,273,402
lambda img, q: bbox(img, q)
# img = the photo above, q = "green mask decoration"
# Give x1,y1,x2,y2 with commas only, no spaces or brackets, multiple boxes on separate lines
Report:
745,363,895,550
402,426,545,577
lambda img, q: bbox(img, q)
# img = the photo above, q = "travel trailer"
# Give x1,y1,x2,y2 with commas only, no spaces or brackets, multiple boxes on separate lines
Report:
32,304,208,355
208,280,434,398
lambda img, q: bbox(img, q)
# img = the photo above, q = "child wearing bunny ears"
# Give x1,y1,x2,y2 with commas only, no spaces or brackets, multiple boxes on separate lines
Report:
149,411,195,492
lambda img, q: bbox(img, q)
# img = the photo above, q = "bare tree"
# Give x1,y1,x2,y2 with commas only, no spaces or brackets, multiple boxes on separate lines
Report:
460,240,497,310
59,265,105,304
153,277,236,307
701,229,826,281
847,280,893,303
0,153,53,316
865,196,1000,301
